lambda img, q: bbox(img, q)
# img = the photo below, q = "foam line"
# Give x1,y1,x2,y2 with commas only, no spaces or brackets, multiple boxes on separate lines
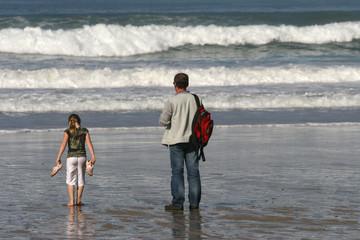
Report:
1,65,360,88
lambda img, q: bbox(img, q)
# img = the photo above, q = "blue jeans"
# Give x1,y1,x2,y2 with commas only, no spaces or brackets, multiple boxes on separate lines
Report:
169,143,201,207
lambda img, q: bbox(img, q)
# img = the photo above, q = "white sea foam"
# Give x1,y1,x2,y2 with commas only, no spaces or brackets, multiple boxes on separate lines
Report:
0,22,359,57
1,65,360,88
1,122,360,134
1,88,359,113
210,92,360,109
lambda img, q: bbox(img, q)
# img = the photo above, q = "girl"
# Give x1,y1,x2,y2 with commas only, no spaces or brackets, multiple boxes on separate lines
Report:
55,114,96,206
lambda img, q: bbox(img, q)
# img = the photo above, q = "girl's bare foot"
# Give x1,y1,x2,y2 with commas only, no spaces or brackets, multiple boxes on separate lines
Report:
76,201,84,206
66,203,75,207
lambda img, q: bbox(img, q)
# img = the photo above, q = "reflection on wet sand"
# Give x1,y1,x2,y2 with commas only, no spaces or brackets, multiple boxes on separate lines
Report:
170,210,202,240
209,204,360,237
66,206,84,239
66,206,96,239
94,206,203,239
170,211,185,238
189,210,202,240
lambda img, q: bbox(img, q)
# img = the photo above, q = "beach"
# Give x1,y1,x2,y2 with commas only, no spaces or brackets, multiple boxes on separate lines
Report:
1,0,360,239
0,124,359,239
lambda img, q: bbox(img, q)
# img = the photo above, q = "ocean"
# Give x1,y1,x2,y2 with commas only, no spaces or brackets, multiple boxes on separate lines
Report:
1,0,360,131
1,1,360,239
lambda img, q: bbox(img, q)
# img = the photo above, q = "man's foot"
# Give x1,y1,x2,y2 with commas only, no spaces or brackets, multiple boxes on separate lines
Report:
189,205,199,211
165,204,183,211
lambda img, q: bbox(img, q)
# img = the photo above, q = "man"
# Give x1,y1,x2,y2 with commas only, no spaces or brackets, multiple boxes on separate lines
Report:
159,73,201,211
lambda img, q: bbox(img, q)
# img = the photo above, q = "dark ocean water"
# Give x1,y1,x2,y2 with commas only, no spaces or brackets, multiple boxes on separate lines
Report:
0,0,360,130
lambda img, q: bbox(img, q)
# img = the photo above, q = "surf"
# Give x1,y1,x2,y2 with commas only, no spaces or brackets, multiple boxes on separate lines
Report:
1,88,360,113
0,22,360,57
1,65,360,89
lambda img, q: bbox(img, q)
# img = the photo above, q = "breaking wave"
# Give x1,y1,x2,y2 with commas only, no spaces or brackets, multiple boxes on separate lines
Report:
0,22,360,57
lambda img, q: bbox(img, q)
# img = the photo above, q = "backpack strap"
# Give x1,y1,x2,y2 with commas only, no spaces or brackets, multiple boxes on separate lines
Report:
200,147,206,162
192,94,201,108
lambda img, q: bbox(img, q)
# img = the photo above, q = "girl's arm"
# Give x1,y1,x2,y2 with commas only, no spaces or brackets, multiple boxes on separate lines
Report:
86,132,96,164
56,132,68,164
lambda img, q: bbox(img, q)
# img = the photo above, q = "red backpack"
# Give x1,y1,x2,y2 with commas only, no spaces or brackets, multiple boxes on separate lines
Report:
189,94,214,161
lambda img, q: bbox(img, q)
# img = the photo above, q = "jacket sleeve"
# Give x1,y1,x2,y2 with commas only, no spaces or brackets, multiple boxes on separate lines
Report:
159,99,172,127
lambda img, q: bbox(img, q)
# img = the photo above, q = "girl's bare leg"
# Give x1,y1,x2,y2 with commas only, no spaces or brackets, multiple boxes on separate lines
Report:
67,185,75,206
77,186,84,205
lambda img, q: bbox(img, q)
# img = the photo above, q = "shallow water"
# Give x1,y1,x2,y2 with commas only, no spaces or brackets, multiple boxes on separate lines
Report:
0,125,359,239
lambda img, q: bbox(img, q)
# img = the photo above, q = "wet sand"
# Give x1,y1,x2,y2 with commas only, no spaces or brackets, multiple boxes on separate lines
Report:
0,125,359,239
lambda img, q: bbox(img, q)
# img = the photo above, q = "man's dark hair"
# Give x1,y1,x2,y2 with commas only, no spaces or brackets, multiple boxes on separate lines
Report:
174,73,189,89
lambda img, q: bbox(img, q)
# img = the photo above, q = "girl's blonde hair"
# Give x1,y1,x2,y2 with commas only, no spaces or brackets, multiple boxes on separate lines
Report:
68,114,81,135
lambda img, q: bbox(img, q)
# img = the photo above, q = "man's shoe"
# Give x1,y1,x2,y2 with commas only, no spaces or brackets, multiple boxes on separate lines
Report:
189,205,199,211
165,204,183,211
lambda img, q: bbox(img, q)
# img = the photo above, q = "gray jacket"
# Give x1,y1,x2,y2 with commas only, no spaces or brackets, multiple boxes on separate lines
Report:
159,91,201,145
